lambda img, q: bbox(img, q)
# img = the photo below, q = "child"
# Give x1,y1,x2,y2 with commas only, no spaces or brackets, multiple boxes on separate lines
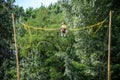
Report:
60,22,67,37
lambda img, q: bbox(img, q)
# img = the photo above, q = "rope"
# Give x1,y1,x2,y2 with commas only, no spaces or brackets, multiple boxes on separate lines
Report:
22,23,58,31
70,19,106,31
20,18,106,50
21,18,106,31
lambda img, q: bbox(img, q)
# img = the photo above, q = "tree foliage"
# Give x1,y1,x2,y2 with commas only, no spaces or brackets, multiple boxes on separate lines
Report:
0,0,120,80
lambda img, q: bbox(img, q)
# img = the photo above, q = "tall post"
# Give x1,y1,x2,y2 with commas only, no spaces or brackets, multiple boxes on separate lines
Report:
12,13,20,80
108,10,112,80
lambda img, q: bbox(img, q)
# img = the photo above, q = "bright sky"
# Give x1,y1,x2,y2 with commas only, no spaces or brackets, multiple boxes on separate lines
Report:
14,0,58,9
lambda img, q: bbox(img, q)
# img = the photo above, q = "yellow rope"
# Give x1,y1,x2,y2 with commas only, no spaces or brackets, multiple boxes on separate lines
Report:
21,19,106,49
22,23,58,31
21,19,106,31
28,27,32,47
70,19,106,31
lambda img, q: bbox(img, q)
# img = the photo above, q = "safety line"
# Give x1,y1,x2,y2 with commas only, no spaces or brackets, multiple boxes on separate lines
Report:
22,23,58,30
70,19,106,31
21,18,106,31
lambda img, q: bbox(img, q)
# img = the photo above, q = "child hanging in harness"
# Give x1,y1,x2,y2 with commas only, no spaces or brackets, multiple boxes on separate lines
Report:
60,22,67,37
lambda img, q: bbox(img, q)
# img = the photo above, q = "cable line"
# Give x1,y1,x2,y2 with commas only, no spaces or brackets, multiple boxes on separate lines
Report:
21,18,106,31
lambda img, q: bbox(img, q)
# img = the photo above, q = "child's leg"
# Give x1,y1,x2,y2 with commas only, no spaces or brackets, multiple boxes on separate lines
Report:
64,30,67,37
61,32,63,36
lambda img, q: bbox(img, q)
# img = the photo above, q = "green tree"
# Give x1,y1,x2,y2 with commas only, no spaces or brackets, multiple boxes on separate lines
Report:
60,0,120,80
0,0,17,79
12,0,120,80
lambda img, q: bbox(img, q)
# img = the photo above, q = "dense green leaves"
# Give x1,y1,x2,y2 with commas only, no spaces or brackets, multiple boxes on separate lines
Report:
0,0,16,79
0,0,120,80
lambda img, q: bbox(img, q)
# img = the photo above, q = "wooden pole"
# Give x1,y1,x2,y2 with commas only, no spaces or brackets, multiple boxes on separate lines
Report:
12,13,20,80
108,10,112,80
